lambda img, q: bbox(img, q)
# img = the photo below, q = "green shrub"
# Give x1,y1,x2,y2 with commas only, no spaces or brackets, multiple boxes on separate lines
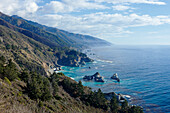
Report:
26,73,52,101
4,77,11,86
3,60,18,81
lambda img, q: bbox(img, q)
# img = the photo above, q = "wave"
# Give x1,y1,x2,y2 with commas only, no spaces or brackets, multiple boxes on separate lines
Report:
96,59,113,63
70,77,75,80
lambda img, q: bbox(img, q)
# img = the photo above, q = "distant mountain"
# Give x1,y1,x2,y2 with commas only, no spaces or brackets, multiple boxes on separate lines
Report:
12,15,112,47
0,12,78,48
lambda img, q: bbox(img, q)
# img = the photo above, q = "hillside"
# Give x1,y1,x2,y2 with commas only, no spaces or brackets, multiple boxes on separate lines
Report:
0,19,92,76
12,15,112,47
0,12,79,48
0,57,143,113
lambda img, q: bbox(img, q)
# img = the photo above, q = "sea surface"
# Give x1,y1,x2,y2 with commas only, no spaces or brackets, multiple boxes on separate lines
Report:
60,45,170,113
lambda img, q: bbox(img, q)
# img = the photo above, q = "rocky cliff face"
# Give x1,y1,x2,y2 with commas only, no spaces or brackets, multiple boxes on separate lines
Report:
57,50,93,67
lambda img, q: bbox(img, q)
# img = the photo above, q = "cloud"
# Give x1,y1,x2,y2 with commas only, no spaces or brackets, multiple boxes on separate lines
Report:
39,0,108,14
94,0,166,5
0,0,39,16
35,12,170,39
0,0,169,40
112,5,132,11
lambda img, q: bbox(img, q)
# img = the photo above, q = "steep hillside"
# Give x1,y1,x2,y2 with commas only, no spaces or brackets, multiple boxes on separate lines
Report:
12,15,112,47
0,12,79,48
0,23,92,75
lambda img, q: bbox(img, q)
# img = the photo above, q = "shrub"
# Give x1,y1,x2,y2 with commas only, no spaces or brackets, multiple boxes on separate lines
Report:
3,60,18,81
4,77,11,86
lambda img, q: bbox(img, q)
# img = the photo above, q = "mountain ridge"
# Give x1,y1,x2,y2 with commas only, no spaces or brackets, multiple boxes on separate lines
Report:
12,14,112,48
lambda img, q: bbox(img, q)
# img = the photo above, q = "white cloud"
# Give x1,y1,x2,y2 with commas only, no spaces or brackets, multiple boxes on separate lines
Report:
0,0,169,40
0,0,39,16
94,0,166,5
35,12,170,38
39,0,108,14
112,5,132,11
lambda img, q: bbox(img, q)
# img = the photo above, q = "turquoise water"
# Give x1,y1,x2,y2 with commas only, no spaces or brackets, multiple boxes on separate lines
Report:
61,45,170,113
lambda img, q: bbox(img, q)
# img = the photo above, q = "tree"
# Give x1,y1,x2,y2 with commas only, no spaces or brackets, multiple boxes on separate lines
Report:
128,106,143,113
3,60,18,81
20,70,30,82
121,100,128,113
26,73,52,101
110,94,119,113
41,77,52,101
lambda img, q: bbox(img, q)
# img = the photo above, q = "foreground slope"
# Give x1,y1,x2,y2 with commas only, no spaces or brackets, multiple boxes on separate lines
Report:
0,57,143,113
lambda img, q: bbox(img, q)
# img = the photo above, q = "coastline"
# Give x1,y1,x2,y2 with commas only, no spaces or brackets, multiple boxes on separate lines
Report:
55,46,167,112
54,48,134,103
51,46,170,112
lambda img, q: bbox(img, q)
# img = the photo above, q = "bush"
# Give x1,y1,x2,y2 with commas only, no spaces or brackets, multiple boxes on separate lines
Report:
4,77,11,86
26,72,52,101
3,60,18,81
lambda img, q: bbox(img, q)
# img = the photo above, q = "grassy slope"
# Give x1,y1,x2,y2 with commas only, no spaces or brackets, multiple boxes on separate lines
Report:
0,76,106,113
0,24,58,75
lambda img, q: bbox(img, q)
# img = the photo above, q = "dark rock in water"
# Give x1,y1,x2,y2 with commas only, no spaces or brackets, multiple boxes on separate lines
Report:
111,73,120,82
83,75,93,81
83,72,105,82
93,72,104,82
94,76,104,82
89,67,91,69
93,72,101,78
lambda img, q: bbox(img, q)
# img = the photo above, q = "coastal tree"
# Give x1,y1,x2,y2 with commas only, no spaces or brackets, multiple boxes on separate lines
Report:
121,100,128,112
110,94,119,113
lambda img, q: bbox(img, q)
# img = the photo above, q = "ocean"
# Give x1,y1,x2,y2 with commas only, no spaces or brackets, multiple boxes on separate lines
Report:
60,45,170,113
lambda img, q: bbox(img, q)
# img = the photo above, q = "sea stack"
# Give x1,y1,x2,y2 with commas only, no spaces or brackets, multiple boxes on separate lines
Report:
83,72,105,82
111,73,120,82
93,72,105,82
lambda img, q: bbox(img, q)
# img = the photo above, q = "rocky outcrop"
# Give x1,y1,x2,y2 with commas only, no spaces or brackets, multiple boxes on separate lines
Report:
57,54,93,67
104,92,128,103
83,72,105,82
111,73,120,82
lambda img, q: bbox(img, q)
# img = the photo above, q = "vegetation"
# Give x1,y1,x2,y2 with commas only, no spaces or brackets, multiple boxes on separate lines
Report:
0,55,143,113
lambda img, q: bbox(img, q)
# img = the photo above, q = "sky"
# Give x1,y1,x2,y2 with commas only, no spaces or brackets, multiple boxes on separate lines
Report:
0,0,170,45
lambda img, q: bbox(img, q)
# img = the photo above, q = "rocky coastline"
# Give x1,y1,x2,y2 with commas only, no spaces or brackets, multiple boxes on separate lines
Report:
50,49,133,108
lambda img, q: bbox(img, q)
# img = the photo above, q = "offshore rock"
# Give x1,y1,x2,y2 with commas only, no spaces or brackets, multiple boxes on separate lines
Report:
83,72,105,82
111,73,120,82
